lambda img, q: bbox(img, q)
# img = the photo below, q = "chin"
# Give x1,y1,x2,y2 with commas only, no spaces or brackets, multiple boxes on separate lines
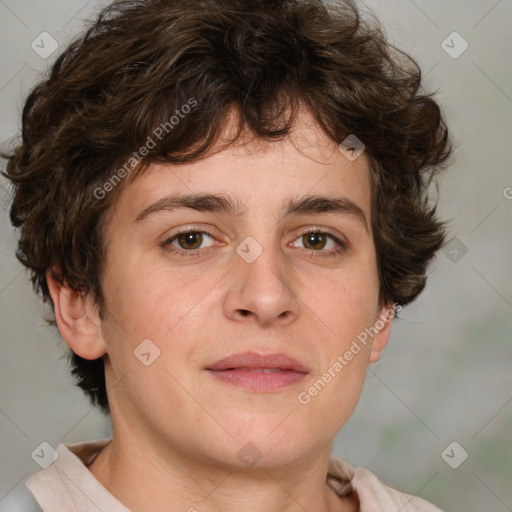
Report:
223,424,319,468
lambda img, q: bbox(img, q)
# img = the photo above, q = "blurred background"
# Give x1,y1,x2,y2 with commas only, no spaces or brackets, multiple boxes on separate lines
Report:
1,0,511,510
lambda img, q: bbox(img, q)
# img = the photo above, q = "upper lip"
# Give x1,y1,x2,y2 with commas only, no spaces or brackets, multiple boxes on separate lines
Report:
206,351,310,373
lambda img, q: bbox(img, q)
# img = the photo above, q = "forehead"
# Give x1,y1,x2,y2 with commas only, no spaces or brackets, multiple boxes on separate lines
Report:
106,110,372,229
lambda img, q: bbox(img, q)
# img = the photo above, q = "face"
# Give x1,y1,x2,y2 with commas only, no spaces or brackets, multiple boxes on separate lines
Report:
88,111,392,469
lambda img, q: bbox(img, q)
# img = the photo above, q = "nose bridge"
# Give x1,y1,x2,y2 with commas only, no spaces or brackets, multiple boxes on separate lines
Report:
226,230,299,326
240,234,286,292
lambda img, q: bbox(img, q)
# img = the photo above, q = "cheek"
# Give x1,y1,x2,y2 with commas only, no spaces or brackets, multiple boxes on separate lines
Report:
102,250,182,335
306,264,379,343
100,252,224,373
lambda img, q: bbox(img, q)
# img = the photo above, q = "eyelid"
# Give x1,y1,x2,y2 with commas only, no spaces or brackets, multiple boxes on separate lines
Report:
293,225,347,245
163,225,345,243
164,224,223,242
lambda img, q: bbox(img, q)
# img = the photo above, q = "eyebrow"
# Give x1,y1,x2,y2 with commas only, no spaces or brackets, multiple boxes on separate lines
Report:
134,192,369,233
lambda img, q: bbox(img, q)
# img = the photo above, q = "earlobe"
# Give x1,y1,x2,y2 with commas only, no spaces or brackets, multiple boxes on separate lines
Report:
368,302,395,364
46,266,107,360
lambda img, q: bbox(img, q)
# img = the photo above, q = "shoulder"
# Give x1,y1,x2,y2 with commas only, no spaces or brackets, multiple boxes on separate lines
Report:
328,455,444,512
352,466,444,511
22,438,116,512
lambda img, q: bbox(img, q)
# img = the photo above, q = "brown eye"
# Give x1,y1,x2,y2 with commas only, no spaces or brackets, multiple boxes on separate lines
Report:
290,229,347,258
176,232,204,250
163,230,217,253
302,232,328,250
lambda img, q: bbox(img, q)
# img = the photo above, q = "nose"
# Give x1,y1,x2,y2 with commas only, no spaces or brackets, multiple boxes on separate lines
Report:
223,239,300,328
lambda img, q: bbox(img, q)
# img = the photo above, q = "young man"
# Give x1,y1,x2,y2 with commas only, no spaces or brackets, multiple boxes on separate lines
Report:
3,0,452,510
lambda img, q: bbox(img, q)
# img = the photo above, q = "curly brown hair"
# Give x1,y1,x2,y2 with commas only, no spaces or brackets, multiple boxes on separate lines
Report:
2,0,452,414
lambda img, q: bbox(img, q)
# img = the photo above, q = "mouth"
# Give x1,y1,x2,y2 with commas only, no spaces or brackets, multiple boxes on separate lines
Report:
206,350,309,373
219,368,291,372
205,351,309,392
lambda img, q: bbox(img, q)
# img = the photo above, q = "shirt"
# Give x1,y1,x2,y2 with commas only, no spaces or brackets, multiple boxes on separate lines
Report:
24,438,443,511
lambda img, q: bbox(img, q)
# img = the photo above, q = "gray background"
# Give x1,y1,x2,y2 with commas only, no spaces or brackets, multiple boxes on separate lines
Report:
1,0,511,510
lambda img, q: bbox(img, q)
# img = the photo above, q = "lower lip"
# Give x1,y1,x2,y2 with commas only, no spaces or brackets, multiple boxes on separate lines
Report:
206,369,308,392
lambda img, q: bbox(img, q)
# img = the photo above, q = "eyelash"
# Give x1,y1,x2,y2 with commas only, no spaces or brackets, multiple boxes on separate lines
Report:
161,226,347,259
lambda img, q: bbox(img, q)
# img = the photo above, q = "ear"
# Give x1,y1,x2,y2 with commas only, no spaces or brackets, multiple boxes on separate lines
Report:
46,266,107,360
368,302,395,364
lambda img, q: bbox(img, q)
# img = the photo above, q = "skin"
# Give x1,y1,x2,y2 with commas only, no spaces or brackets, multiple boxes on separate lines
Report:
47,110,394,512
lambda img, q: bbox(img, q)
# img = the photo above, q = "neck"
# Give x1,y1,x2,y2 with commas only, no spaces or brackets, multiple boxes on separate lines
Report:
87,434,358,512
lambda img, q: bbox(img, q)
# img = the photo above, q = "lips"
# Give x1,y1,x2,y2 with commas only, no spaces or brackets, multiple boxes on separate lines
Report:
205,351,309,392
206,351,309,374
